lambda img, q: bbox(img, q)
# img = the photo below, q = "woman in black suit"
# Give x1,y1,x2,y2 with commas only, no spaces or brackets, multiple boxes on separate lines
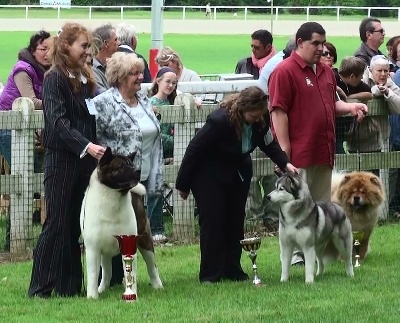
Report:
28,22,105,298
176,86,298,283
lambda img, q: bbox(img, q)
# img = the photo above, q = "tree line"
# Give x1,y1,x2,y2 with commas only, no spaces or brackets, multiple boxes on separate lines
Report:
3,0,400,17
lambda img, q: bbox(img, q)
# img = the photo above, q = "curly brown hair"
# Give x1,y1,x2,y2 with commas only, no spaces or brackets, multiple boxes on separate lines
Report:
48,22,95,94
219,86,268,139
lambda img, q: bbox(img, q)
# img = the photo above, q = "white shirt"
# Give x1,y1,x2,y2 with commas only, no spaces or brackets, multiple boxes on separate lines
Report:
128,102,158,181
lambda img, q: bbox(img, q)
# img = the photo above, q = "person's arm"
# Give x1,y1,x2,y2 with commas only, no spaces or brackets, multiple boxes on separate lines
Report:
14,71,42,109
347,92,373,101
270,109,291,160
335,99,368,120
268,67,292,159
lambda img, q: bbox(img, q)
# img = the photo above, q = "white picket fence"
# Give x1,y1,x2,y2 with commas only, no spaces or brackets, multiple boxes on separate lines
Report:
1,5,400,22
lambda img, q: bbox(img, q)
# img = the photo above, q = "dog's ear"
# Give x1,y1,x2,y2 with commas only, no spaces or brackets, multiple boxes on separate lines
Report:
127,151,137,162
370,175,382,188
99,147,113,167
341,174,351,186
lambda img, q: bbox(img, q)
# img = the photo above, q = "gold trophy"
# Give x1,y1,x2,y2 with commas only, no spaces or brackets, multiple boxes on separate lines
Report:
240,236,262,286
352,231,365,268
114,235,138,302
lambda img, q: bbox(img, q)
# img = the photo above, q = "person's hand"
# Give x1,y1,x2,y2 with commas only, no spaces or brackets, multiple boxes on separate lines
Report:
377,83,389,96
177,190,189,200
285,163,299,174
87,143,106,160
349,102,368,123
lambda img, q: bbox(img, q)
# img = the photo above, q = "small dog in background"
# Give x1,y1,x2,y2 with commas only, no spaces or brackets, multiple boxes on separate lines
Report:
331,171,385,260
267,172,354,284
80,147,163,299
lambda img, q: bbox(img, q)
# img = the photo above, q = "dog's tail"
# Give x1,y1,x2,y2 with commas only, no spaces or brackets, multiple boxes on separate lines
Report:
131,183,146,196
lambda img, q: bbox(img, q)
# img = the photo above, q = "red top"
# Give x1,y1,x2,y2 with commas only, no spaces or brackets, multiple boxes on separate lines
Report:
269,51,337,168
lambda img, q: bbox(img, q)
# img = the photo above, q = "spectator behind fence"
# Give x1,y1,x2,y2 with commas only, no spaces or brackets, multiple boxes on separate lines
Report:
93,51,164,285
389,69,400,219
334,56,373,154
235,29,275,80
116,23,151,83
175,86,298,284
148,67,178,244
28,22,106,298
269,22,368,266
155,46,201,82
92,24,120,94
358,55,400,154
257,35,296,94
389,37,400,74
354,17,385,66
0,30,51,169
386,36,400,73
149,67,178,163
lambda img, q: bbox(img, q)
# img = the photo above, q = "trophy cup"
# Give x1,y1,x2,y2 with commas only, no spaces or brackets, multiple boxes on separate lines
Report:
114,235,138,302
352,231,365,268
240,237,262,286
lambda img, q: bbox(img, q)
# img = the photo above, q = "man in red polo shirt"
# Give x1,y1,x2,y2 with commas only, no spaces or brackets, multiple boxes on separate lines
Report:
269,22,368,265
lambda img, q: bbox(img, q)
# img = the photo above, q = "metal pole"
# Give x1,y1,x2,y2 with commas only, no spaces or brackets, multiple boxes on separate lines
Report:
268,0,274,34
150,0,164,80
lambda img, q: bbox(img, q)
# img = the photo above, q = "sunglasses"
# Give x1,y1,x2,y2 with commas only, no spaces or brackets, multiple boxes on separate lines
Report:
321,51,332,57
371,29,385,34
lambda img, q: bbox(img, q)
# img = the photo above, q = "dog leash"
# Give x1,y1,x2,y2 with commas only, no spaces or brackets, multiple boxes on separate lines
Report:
350,116,362,172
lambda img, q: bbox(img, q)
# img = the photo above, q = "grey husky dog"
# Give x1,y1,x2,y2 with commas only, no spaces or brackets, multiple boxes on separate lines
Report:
266,172,354,284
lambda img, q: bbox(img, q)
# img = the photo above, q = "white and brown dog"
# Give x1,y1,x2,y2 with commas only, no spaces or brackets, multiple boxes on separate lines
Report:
80,147,163,299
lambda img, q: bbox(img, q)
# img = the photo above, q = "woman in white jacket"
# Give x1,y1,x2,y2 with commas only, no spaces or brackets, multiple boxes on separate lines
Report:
360,55,400,154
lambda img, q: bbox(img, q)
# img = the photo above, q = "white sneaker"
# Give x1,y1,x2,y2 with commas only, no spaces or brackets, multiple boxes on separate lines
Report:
153,234,167,242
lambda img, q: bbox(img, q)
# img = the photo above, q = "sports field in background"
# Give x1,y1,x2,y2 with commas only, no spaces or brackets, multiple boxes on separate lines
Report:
0,7,397,21
0,32,387,84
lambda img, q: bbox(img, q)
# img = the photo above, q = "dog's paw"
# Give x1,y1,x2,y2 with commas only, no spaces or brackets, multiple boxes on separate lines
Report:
98,284,107,294
151,280,163,289
87,291,99,299
305,277,314,284
131,183,146,196
280,276,289,283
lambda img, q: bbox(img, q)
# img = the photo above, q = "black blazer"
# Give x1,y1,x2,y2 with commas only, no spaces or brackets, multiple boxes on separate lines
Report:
175,108,289,192
42,68,96,156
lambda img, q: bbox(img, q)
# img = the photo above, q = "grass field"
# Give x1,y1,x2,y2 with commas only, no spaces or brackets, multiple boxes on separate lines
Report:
0,224,399,321
0,32,387,84
0,7,394,21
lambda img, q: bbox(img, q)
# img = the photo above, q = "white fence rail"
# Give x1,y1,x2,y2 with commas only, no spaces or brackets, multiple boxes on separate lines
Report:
0,5,400,22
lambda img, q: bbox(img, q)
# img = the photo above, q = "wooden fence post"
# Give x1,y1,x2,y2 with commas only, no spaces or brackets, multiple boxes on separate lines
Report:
171,94,196,240
10,98,35,259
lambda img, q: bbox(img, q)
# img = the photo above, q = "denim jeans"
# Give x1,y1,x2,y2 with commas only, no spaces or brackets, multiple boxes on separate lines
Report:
146,192,164,235
0,129,11,167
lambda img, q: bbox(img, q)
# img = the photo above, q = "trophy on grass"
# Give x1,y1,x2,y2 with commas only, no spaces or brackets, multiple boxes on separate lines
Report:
240,235,263,286
114,235,138,302
352,231,365,268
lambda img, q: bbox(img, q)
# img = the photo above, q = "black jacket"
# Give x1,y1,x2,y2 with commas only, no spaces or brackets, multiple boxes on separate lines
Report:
175,108,289,192
235,57,259,79
42,68,96,155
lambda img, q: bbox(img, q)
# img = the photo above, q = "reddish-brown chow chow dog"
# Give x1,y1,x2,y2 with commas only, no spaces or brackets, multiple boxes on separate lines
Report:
331,171,385,261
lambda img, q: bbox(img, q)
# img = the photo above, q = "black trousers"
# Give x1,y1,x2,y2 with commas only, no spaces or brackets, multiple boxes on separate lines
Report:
191,170,251,282
28,151,95,297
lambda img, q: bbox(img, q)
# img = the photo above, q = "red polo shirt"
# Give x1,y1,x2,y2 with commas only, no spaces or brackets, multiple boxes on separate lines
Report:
269,51,337,168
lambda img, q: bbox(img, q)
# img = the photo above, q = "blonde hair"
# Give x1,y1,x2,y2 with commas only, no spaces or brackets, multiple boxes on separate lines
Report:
105,52,144,87
155,46,183,69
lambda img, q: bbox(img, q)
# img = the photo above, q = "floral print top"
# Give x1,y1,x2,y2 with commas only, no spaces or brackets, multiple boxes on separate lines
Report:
93,87,164,193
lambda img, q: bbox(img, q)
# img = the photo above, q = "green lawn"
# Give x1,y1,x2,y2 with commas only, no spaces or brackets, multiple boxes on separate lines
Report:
0,224,399,321
0,7,393,21
0,32,387,84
